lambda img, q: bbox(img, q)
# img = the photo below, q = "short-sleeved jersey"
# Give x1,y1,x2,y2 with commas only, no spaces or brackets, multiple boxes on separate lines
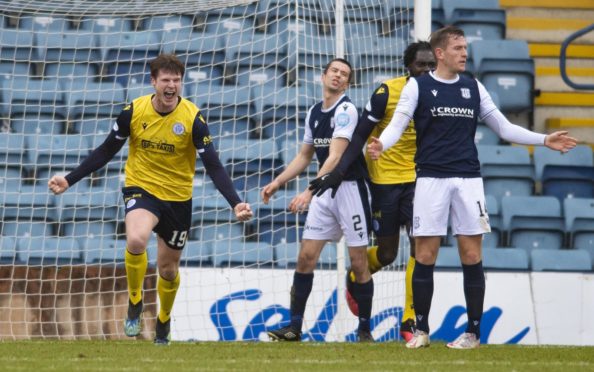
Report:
115,95,211,201
365,76,416,184
413,73,481,178
303,95,367,181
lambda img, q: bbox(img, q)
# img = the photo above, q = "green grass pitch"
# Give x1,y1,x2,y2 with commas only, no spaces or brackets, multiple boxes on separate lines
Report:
1,341,593,371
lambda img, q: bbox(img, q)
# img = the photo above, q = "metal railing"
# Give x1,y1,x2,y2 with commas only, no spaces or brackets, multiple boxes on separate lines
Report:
560,23,594,91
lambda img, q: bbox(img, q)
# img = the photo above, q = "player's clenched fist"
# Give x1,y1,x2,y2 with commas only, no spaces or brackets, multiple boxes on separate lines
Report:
234,202,253,221
366,136,384,160
48,175,70,195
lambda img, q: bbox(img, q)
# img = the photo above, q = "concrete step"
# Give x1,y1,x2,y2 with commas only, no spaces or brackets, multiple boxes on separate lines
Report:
534,106,594,134
506,16,594,44
536,92,594,107
535,66,594,92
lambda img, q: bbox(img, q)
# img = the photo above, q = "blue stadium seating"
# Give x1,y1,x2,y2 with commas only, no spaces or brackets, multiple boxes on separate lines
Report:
26,134,90,181
0,77,66,134
482,247,529,270
474,123,500,145
542,165,594,201
564,198,594,264
77,17,135,33
44,62,100,81
252,85,312,137
162,29,226,68
470,40,534,114
477,145,534,200
349,36,406,81
274,241,340,269
0,236,18,264
218,137,282,176
80,237,124,264
66,81,126,133
35,32,100,63
18,15,72,31
533,145,593,181
192,85,253,129
192,222,245,243
531,249,592,272
435,247,461,269
501,196,565,251
442,0,506,42
213,241,274,268
0,132,28,172
18,236,82,265
181,240,213,267
0,61,31,79
289,35,337,77
0,28,38,62
280,139,318,177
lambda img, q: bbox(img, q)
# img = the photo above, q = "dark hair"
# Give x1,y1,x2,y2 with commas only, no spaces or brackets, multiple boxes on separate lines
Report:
150,54,185,79
323,58,353,83
403,41,433,68
430,25,465,51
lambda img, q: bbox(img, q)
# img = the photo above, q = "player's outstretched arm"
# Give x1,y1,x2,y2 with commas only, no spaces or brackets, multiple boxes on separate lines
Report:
234,202,253,221
545,131,578,153
48,175,70,195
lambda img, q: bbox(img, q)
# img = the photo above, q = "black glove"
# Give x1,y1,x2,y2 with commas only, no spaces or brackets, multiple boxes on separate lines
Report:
308,169,344,198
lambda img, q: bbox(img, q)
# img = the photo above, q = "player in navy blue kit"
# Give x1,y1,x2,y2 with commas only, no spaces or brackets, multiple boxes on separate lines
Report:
262,58,374,342
368,26,577,349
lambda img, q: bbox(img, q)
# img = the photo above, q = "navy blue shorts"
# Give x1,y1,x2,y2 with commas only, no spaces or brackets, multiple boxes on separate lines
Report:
122,186,192,250
370,182,415,237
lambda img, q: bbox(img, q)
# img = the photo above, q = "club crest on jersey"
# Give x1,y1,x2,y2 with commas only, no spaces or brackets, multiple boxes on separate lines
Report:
336,112,350,127
172,122,185,135
461,88,471,99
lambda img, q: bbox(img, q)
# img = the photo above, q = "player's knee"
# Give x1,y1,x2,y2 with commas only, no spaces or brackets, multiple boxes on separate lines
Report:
157,263,178,281
349,253,368,275
460,250,481,265
126,234,148,254
297,250,318,271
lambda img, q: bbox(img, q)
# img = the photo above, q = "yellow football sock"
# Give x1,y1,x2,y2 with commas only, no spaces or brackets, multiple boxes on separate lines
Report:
349,246,384,282
125,248,148,305
158,271,180,323
367,246,384,274
402,256,416,322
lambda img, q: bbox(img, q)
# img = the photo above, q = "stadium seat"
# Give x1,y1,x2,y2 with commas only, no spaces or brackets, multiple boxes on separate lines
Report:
26,134,90,181
66,81,126,133
0,61,31,79
349,36,406,85
143,14,195,33
470,40,534,114
101,30,161,86
77,17,135,33
44,62,100,81
18,236,82,265
0,132,28,174
251,85,312,136
343,0,385,23
533,145,593,182
125,82,154,102
203,13,255,36
474,123,500,145
34,32,100,63
530,249,592,272
18,15,72,31
477,145,534,200
218,137,282,177
161,29,226,68
1,183,57,236
289,35,337,79
192,222,245,243
255,0,298,26
442,0,506,42
482,247,529,270
80,236,125,264
213,241,274,268
192,85,253,131
0,77,66,134
181,240,213,267
347,86,374,113
542,165,594,201
0,236,19,264
183,65,225,91
564,198,594,262
0,28,39,63
358,69,401,91
501,196,565,252
435,247,461,269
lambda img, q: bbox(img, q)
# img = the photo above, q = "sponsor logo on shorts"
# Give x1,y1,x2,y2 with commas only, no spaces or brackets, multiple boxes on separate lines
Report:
305,225,323,231
413,216,420,230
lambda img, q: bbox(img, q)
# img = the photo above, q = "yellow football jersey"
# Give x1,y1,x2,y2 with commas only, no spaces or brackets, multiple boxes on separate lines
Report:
365,76,416,184
124,95,200,201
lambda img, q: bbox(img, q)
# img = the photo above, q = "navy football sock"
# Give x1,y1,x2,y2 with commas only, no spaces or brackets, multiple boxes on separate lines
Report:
352,278,374,332
462,261,485,338
412,261,435,334
290,271,313,330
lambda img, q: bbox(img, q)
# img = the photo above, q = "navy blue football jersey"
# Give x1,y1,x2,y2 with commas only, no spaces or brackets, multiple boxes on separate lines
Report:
413,73,481,178
304,95,367,181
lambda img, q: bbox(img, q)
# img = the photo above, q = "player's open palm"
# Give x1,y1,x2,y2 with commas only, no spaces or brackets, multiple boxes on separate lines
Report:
48,175,70,195
545,131,578,153
367,136,384,160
